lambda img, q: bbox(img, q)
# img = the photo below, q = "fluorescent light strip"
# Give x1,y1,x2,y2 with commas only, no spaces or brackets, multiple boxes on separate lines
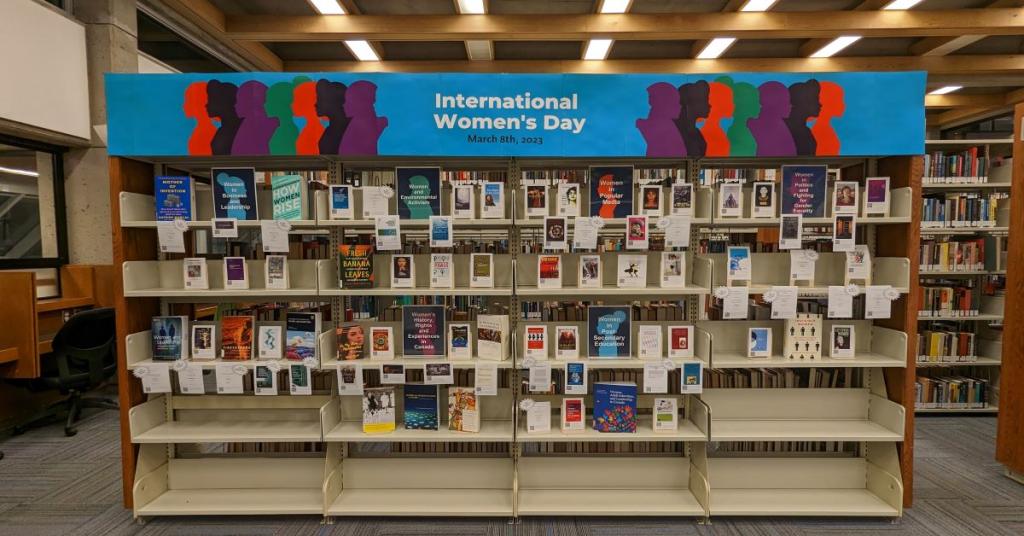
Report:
883,0,924,9
697,37,736,59
308,0,345,15
0,166,40,177
583,39,613,60
928,86,963,95
810,35,861,58
740,0,778,11
599,0,632,13
457,0,486,14
345,40,380,61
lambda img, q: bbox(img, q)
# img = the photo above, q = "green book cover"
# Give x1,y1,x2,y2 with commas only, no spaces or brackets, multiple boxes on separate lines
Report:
271,174,306,220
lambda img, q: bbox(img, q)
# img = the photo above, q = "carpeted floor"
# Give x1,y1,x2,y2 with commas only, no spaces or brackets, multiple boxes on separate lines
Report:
0,410,1022,536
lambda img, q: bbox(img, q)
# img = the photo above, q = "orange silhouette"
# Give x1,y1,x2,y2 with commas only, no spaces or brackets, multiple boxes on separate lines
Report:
184,81,214,156
293,80,323,155
596,173,619,218
812,81,845,156
701,81,734,157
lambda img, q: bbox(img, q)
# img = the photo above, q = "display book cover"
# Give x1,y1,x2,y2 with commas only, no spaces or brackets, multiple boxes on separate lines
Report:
363,387,396,434
220,315,255,360
211,167,259,220
338,244,374,288
781,165,827,218
151,316,188,360
337,324,365,360
592,382,638,433
588,305,631,358
154,176,194,221
396,167,441,219
589,166,634,218
402,305,446,357
448,387,480,432
403,384,439,430
271,174,307,221
285,312,320,361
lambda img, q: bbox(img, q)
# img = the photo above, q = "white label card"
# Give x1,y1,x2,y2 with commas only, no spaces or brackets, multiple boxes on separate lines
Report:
790,250,816,282
336,364,364,396
134,364,172,394
215,363,245,394
529,363,552,393
374,216,402,251
865,285,895,319
643,363,669,394
260,220,291,253
572,217,599,250
157,221,186,253
475,363,498,396
176,363,205,394
827,285,855,319
721,287,749,319
211,218,238,238
663,216,691,249
769,286,799,320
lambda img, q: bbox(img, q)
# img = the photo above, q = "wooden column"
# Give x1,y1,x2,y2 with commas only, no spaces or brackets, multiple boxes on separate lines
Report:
996,103,1024,477
109,157,161,508
875,155,923,508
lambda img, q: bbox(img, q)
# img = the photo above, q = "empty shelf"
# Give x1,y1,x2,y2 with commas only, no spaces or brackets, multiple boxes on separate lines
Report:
137,488,323,516
132,421,322,443
712,488,899,517
518,489,704,516
328,489,512,516
710,420,902,442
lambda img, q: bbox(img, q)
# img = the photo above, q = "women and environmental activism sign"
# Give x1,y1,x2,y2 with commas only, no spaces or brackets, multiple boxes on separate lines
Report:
105,71,925,158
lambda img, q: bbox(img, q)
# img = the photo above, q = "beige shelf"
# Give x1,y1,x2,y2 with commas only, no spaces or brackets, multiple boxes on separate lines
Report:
325,419,513,442
137,488,323,516
711,488,899,517
516,252,713,297
317,254,514,296
916,405,998,413
702,252,910,294
917,356,1001,368
517,415,706,442
122,259,320,301
329,488,513,516
133,420,322,443
515,285,710,297
920,226,1009,235
708,186,913,227
320,357,514,370
711,352,906,369
519,488,704,516
118,191,318,229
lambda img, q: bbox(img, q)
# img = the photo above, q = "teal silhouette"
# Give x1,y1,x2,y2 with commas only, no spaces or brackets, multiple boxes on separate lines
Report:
716,76,759,157
595,309,628,357
265,76,310,155
405,174,436,219
216,171,252,219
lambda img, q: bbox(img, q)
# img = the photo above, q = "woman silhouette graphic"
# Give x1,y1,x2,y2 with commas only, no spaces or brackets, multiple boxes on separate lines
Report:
676,81,711,157
785,80,821,156
340,80,388,156
206,80,241,156
813,81,845,156
636,82,686,157
184,81,214,156
232,80,277,155
701,81,734,157
293,80,323,155
748,81,796,157
316,80,349,156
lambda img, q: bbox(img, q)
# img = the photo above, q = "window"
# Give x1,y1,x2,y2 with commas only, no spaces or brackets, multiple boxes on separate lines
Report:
0,135,68,268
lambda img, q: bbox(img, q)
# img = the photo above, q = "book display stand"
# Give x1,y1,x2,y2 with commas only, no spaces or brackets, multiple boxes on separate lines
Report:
110,153,920,521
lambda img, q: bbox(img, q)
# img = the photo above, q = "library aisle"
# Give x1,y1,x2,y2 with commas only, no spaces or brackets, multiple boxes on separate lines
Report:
0,409,1019,536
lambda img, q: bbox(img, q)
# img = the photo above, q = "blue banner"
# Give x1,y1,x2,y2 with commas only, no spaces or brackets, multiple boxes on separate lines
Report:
105,71,925,158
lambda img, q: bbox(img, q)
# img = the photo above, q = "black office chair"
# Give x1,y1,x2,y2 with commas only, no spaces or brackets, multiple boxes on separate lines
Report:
15,307,118,437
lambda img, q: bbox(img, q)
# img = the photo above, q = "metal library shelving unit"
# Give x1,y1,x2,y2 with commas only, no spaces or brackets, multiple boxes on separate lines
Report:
109,153,920,520
916,138,1013,414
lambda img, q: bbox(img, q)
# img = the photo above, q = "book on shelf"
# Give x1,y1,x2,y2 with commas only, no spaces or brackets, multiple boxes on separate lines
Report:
257,324,283,359
639,184,662,216
555,325,579,359
447,323,472,359
832,181,859,216
448,387,480,433
404,384,439,430
781,165,827,217
220,315,255,360
923,148,988,182
397,167,441,219
477,314,510,360
653,398,678,433
579,254,602,288
565,361,587,394
637,325,662,359
271,174,307,221
920,238,986,272
426,362,455,385
223,257,249,290
429,216,453,248
864,177,890,216
524,324,548,360
680,361,703,394
289,363,311,395
718,182,742,218
783,313,822,360
402,304,446,358
917,328,976,363
337,363,363,395
390,254,415,289
593,382,638,433
829,324,855,359
362,387,397,433
916,375,989,409
561,398,585,433
151,316,188,361
211,167,259,220
254,364,277,395
382,364,405,384
285,311,320,361
362,186,391,219
182,257,208,290
921,192,1002,228
588,305,631,358
154,175,195,221
337,324,366,360
329,184,354,220
748,327,772,358
452,184,475,219
660,252,685,288
556,183,581,217
526,182,548,218
480,182,505,219
616,254,647,289
543,216,567,250
470,252,494,288
920,283,977,317
430,253,454,289
264,255,289,289
626,215,649,250
526,400,552,433
726,246,751,285
751,181,775,218
338,244,375,288
190,323,216,360
589,166,633,218
370,326,395,359
537,255,562,288
671,182,693,216
667,325,695,358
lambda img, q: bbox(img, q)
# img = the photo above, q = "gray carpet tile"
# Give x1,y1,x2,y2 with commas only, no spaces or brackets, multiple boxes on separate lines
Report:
1,410,1023,536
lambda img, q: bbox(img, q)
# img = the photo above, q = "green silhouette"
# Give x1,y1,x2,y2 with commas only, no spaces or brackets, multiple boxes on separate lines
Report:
716,76,759,158
265,76,310,155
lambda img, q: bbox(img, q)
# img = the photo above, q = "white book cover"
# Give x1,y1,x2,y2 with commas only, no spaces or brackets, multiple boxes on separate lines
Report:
525,182,548,218
626,215,649,250
578,254,602,288
190,324,216,360
374,215,401,251
254,365,278,396
639,185,663,216
637,325,662,359
214,363,244,394
257,325,283,359
719,182,742,218
329,184,354,220
526,401,552,433
183,258,209,290
846,245,872,283
616,254,648,288
524,324,548,360
561,398,585,433
223,257,249,290
670,182,694,216
555,326,579,359
369,327,394,360
390,254,415,288
830,324,856,359
751,181,776,218
480,182,504,219
556,183,581,217
448,323,473,360
863,177,890,216
476,314,510,361
430,253,454,289
362,186,391,219
667,325,695,359
660,252,685,288
264,255,289,290
748,327,772,358
833,180,859,215
653,398,678,432
452,184,475,219
470,253,494,288
726,246,752,285
537,255,563,289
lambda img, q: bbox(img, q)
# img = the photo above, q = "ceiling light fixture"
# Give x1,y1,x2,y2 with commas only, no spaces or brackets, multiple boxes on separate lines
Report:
928,86,963,95
697,37,737,59
883,0,924,9
810,36,861,58
583,39,613,60
599,0,632,13
740,0,778,11
457,0,486,14
345,40,380,61
0,166,40,177
308,0,346,15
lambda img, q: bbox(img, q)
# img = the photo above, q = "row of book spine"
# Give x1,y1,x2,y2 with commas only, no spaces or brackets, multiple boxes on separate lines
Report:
920,193,1000,227
916,329,977,362
441,170,508,184
714,441,854,454
523,442,684,455
919,238,986,272
919,283,977,317
519,302,688,322
521,236,671,253
705,368,856,389
915,375,990,409
922,148,987,180
521,370,687,396
698,168,779,185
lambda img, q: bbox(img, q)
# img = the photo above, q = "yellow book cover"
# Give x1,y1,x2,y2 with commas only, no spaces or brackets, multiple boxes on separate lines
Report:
362,387,396,434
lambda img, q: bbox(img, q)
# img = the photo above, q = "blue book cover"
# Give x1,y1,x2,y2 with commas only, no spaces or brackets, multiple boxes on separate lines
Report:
588,305,631,358
151,316,186,360
397,167,441,220
592,382,637,433
589,166,634,218
566,362,586,389
285,312,319,361
211,167,259,220
781,165,827,217
402,305,446,357
403,384,439,430
154,176,193,221
271,174,305,220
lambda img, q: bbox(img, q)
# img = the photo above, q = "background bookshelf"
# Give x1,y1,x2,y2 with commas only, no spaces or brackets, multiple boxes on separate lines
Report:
110,154,919,520
916,138,1012,414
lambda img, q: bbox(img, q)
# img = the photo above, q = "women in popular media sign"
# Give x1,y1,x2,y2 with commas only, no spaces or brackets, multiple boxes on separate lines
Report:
106,72,925,158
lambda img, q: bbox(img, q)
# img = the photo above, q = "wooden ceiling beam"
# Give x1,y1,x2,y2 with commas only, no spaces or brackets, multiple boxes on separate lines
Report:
158,0,282,71
925,94,1006,108
225,9,1024,42
910,1,1024,56
799,0,905,58
690,0,746,59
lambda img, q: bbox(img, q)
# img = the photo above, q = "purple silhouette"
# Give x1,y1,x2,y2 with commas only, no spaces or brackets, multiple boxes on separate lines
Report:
748,82,796,157
636,82,687,157
785,80,821,156
316,80,349,156
206,80,240,156
231,81,277,155
340,81,388,156
676,81,710,157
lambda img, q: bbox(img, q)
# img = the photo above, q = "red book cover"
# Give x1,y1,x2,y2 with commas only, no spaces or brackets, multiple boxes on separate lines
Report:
221,316,254,360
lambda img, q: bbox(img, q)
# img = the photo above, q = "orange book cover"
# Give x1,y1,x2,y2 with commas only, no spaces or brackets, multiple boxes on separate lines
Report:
221,315,255,360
